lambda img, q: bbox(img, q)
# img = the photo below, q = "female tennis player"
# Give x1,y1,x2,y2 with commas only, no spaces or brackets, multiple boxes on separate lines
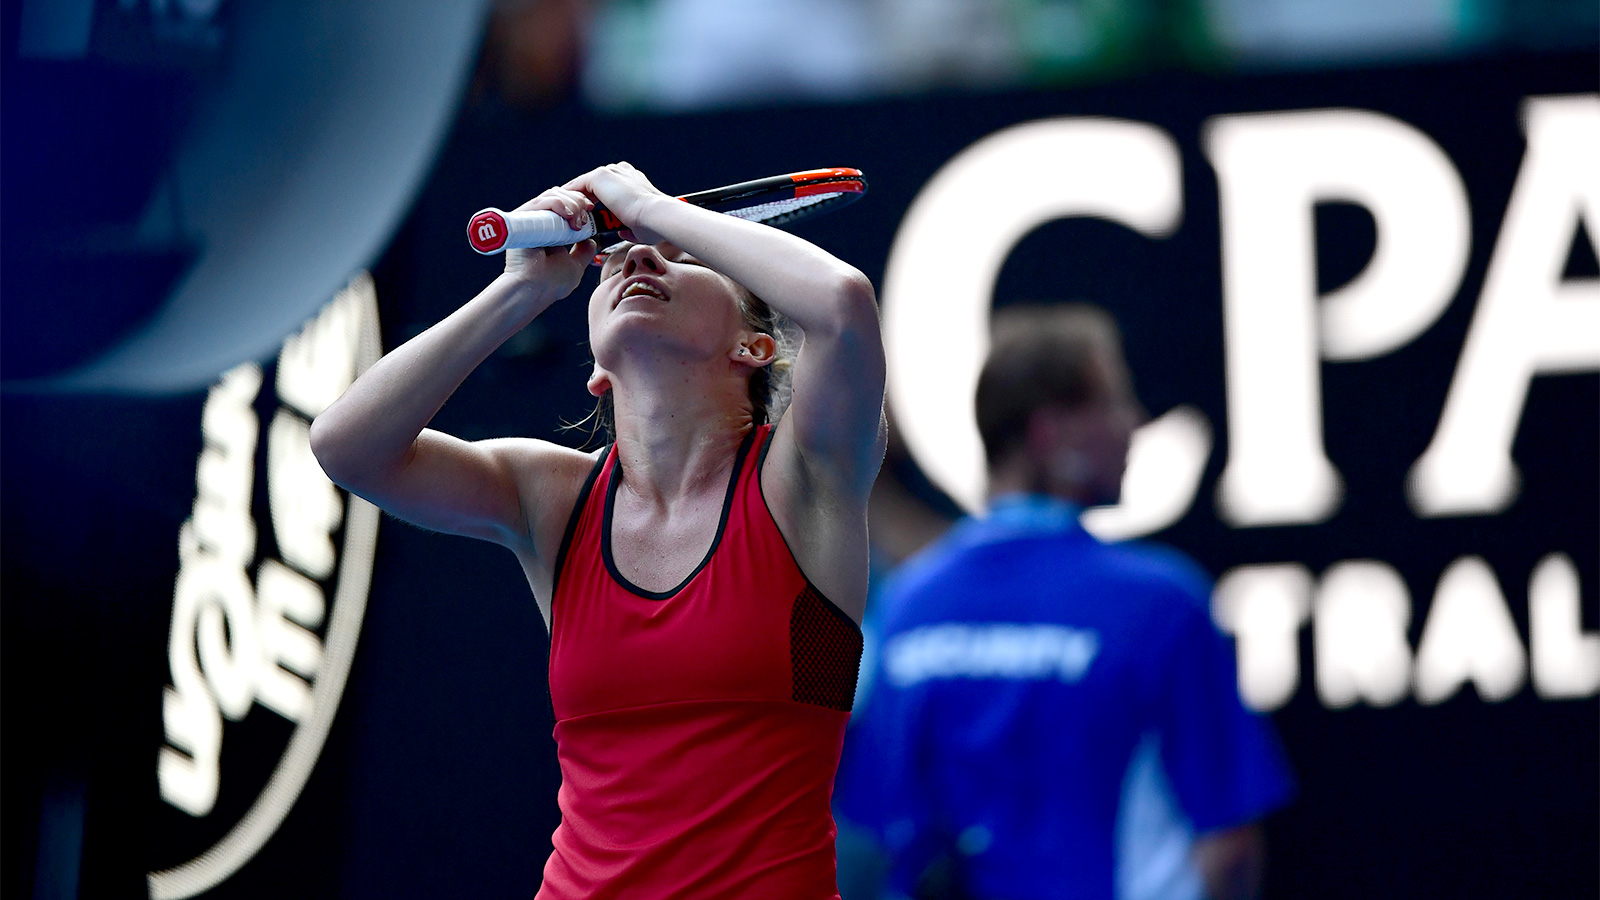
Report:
311,162,885,898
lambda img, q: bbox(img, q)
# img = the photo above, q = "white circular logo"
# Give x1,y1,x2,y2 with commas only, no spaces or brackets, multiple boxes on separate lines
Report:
150,274,382,899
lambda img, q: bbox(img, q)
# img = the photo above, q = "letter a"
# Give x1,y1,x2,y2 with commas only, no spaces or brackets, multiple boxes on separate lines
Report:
1410,95,1600,516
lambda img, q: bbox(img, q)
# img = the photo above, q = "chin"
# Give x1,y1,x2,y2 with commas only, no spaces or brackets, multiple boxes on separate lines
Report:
607,323,714,362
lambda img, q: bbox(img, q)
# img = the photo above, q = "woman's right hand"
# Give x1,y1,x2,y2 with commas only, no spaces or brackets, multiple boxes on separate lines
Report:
502,186,598,297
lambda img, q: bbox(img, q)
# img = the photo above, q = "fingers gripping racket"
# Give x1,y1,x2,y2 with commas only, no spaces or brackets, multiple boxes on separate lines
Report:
466,168,867,255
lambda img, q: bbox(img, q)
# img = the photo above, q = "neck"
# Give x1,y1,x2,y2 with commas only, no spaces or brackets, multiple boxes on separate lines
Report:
986,457,1095,507
607,359,753,507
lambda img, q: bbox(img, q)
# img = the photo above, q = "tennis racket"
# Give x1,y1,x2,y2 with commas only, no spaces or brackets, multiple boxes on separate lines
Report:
466,167,867,255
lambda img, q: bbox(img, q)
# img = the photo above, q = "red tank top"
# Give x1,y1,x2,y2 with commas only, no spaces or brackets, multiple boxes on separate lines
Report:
540,424,863,899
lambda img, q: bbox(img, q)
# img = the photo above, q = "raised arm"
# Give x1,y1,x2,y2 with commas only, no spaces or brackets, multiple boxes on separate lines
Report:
563,163,885,620
309,188,599,553
565,163,887,496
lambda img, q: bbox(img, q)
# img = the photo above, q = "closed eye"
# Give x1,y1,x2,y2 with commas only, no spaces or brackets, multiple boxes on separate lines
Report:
597,242,631,279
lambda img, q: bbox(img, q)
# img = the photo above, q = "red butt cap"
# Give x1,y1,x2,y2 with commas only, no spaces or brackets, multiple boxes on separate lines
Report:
468,209,508,254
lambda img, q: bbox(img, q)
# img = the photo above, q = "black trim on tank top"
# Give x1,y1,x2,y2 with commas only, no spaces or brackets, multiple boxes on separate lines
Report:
754,425,863,635
600,428,756,601
551,448,611,599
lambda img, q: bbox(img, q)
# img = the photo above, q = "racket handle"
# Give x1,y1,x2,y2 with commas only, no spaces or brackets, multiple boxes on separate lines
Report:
467,207,598,255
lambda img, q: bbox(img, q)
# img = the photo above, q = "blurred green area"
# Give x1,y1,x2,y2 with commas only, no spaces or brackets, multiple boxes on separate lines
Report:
474,0,1598,113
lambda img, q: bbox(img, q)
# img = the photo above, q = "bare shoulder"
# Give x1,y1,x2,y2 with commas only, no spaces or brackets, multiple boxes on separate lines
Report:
758,418,878,624
492,438,605,564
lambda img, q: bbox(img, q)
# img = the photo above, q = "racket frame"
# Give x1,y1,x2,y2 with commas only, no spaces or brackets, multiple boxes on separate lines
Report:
467,168,866,255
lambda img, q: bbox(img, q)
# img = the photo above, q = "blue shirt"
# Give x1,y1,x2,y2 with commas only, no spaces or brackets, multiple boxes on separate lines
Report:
837,496,1294,900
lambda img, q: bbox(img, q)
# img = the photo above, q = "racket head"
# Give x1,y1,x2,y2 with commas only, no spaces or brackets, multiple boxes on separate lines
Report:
681,167,867,225
590,167,867,261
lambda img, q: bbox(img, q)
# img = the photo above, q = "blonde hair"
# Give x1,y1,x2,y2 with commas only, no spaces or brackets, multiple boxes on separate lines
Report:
738,288,794,428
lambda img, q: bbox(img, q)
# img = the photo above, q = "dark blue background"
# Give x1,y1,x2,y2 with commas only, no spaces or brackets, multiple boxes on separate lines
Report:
3,50,1595,899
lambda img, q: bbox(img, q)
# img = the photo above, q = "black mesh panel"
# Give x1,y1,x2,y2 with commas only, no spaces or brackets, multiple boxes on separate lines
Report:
790,586,863,711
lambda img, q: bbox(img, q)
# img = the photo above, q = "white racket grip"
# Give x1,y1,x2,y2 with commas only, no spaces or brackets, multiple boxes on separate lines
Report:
467,207,597,255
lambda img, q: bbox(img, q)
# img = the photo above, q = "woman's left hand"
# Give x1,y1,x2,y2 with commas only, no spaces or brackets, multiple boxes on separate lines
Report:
564,162,672,245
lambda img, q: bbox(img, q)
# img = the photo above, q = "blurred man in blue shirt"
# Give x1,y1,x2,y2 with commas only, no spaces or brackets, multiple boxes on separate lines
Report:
837,304,1293,900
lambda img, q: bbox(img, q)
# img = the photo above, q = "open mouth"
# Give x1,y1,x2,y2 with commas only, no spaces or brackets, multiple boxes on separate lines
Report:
617,278,668,305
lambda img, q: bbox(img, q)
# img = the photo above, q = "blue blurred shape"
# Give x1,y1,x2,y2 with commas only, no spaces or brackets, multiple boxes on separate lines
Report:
17,0,95,59
3,0,491,391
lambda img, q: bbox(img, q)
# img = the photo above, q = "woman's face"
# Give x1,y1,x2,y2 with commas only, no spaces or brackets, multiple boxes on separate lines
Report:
587,241,749,371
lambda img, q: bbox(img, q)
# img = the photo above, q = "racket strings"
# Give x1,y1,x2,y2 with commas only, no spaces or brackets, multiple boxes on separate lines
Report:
722,192,852,227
